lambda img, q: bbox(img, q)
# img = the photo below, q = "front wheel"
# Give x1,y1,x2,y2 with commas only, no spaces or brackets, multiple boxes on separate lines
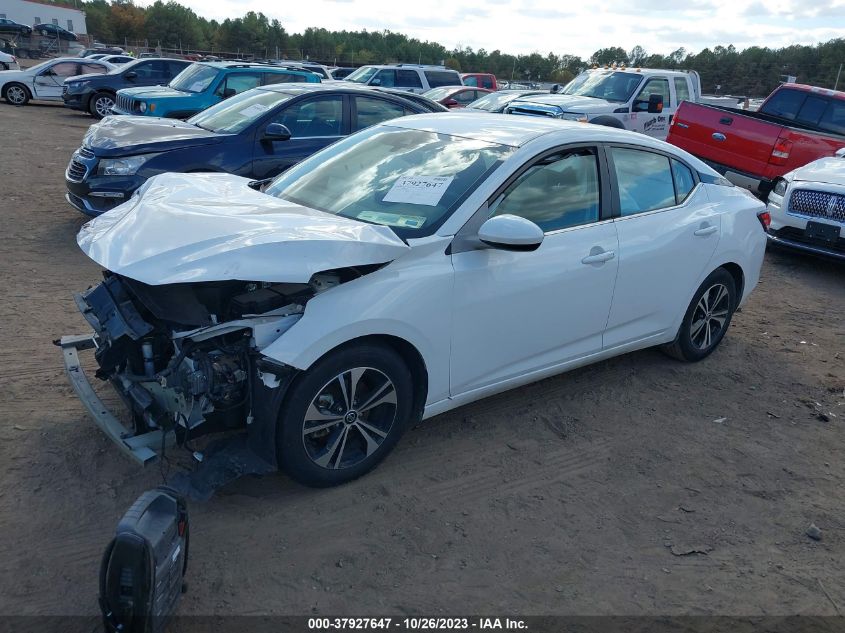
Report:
3,83,30,106
661,268,737,362
89,92,115,118
276,342,414,487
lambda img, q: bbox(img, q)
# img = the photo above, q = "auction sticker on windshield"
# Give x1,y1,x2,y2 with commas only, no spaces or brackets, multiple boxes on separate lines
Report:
238,103,269,117
383,176,453,206
356,210,426,228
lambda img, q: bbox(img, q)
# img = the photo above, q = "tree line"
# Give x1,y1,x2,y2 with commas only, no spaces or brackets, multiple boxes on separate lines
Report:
78,0,845,97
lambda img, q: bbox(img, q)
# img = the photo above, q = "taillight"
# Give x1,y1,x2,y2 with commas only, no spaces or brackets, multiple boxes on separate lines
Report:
769,138,793,165
757,210,771,230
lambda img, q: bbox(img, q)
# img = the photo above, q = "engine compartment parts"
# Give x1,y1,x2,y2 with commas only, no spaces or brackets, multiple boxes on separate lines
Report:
99,486,188,633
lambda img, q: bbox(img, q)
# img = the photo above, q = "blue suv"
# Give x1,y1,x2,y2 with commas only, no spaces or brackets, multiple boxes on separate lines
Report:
111,62,320,119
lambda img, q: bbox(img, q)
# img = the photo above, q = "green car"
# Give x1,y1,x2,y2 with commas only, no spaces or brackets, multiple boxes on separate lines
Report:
111,61,321,119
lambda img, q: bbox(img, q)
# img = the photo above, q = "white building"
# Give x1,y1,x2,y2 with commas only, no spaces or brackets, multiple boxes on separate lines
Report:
0,0,87,35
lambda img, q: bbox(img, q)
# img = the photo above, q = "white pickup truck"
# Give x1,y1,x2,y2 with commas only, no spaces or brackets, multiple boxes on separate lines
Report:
505,67,702,140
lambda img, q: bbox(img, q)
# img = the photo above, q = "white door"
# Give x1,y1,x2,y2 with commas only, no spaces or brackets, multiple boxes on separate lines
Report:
450,147,619,395
32,61,78,100
629,76,673,139
603,146,721,348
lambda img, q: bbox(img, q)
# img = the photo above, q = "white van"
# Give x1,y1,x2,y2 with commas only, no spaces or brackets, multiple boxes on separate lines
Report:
506,67,702,140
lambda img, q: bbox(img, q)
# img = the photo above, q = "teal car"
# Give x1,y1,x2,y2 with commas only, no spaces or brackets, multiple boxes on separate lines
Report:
111,62,320,119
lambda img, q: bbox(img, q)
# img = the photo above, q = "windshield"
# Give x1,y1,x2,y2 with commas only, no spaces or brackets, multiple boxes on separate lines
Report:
264,125,514,238
423,87,455,101
189,88,294,133
561,71,644,103
346,66,379,84
467,91,539,112
169,64,219,93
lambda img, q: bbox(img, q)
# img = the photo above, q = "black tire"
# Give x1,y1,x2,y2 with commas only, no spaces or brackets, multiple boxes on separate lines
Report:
661,268,737,362
3,82,30,106
89,91,115,118
277,342,414,487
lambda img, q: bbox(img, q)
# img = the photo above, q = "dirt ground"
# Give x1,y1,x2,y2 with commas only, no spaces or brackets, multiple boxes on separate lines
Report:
0,101,843,626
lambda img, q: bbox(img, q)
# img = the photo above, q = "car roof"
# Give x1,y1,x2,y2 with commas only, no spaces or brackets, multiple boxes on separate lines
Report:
199,61,312,72
384,111,682,148
259,83,417,96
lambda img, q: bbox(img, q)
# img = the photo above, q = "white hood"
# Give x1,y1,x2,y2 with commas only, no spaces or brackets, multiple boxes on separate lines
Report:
511,93,615,114
791,156,845,187
77,173,410,285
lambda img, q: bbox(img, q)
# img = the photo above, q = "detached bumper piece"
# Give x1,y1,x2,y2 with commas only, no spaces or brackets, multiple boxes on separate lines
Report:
59,334,173,465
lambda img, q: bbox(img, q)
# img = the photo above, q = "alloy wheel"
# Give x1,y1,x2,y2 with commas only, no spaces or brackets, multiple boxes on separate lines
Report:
6,85,26,105
94,95,114,118
301,367,398,470
690,283,730,350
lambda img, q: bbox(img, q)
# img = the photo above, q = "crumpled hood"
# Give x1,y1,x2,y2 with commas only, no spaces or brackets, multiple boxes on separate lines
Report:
83,115,222,155
790,157,845,187
77,172,410,285
509,93,614,113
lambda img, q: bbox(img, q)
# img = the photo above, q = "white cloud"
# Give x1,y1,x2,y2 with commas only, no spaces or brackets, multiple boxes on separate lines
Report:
136,0,845,59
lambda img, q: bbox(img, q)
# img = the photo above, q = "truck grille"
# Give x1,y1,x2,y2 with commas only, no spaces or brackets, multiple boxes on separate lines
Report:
789,189,845,223
116,94,134,113
507,105,559,118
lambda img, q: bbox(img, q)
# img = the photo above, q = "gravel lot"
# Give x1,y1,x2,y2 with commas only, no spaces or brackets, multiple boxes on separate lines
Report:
0,102,843,626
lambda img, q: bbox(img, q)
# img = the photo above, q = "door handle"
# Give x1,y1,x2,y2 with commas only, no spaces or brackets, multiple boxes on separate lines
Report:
711,132,727,142
581,249,616,265
694,225,718,237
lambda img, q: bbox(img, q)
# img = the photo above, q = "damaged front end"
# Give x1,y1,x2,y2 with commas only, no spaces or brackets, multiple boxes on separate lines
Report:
59,270,347,467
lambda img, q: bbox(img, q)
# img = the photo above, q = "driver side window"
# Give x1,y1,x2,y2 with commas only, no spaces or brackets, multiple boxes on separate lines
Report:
43,62,78,78
492,148,600,233
634,77,670,110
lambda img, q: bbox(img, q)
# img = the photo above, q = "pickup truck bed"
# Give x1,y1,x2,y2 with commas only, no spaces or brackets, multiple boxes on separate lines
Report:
667,99,845,196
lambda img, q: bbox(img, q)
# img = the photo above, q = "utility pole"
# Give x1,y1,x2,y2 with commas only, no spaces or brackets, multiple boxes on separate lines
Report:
835,63,843,91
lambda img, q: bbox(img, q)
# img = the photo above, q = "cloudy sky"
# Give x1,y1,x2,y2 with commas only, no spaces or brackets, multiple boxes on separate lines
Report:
138,0,845,58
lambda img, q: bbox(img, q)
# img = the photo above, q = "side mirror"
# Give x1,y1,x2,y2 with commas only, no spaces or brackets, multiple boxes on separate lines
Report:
835,147,845,158
647,93,664,113
263,122,291,141
478,214,544,251
369,78,381,86
222,87,236,99
444,98,459,108
124,70,137,80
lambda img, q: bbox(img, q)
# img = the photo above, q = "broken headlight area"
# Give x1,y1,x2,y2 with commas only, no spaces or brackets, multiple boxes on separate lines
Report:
73,272,314,443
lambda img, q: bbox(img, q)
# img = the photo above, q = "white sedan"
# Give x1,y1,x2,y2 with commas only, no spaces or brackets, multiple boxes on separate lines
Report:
0,57,114,106
765,151,845,260
63,114,767,488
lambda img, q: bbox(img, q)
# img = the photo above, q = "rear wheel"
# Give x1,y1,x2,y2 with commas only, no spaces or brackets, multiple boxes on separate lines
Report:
89,92,115,118
661,268,737,362
3,83,30,106
276,342,414,487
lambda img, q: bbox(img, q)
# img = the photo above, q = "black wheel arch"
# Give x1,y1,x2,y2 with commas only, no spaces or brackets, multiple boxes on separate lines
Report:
589,115,625,129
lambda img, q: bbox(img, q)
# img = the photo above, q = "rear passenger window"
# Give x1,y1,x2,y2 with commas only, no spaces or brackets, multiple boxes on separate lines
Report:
81,63,109,75
611,147,676,215
424,70,461,88
492,148,600,233
482,77,494,89
674,77,690,103
818,99,845,135
396,70,423,89
760,88,807,120
796,95,828,125
354,96,405,131
671,159,696,203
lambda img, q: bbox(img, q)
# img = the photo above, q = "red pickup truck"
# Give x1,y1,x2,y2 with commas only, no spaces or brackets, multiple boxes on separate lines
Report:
666,83,845,196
